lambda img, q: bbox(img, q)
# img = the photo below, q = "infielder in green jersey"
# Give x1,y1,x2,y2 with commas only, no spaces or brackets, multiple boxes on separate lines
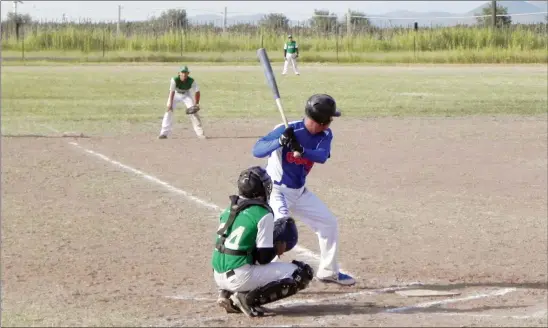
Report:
282,34,300,75
158,65,206,139
212,166,314,317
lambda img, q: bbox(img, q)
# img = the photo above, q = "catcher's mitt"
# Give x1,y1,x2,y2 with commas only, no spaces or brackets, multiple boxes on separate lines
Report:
186,104,200,114
273,217,299,252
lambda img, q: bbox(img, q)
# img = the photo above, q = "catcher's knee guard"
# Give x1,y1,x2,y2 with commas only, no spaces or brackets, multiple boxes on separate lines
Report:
291,260,314,290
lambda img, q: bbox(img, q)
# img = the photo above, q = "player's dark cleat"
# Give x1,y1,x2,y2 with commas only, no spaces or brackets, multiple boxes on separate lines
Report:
158,134,167,139
253,305,273,316
217,290,241,313
230,292,260,318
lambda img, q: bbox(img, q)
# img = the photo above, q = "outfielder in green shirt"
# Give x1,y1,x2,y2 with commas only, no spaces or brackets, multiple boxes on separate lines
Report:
212,166,314,318
282,34,300,75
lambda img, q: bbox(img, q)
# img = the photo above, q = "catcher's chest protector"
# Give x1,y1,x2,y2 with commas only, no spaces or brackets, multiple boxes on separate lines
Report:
215,195,272,256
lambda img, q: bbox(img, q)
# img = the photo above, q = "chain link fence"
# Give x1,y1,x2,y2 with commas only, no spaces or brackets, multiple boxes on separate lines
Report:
1,12,546,62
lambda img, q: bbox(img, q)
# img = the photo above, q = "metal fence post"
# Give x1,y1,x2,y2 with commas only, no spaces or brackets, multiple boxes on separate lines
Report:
336,25,339,64
21,26,25,60
102,28,106,57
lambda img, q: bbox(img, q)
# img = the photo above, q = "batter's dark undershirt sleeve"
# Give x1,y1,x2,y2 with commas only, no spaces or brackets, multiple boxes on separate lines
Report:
254,247,277,264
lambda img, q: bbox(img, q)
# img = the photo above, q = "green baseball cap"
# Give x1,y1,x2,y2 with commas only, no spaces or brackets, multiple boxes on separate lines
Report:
179,65,190,73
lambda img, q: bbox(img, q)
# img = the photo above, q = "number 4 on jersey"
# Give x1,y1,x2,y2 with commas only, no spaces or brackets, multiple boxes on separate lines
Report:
219,224,246,250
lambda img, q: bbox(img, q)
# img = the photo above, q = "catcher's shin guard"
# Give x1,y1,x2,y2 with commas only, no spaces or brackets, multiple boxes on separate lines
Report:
245,278,299,307
245,263,314,307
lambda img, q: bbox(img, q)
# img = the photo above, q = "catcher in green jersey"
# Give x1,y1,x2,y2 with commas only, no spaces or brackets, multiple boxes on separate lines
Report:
159,65,206,139
212,166,314,318
282,34,300,75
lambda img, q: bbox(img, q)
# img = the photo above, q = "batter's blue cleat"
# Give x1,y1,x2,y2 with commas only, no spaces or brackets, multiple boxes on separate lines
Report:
317,272,356,286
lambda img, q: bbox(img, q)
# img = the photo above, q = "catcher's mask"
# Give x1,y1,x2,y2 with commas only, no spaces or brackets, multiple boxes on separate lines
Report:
237,166,272,201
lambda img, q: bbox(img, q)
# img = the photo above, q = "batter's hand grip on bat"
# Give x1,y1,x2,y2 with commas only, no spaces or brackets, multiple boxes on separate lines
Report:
257,48,281,100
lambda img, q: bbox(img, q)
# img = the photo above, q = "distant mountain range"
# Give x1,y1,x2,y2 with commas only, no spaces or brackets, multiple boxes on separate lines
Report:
187,1,547,27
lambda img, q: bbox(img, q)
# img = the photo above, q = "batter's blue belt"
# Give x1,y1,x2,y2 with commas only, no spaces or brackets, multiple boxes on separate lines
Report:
273,180,304,190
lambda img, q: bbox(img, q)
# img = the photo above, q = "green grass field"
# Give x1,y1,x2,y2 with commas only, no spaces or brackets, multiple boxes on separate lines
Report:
1,64,547,136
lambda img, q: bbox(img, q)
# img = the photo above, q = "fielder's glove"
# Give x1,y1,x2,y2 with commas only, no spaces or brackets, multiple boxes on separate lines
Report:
186,104,200,115
273,217,299,252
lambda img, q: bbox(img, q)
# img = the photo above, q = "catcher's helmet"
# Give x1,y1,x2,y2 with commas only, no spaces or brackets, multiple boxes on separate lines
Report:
237,166,272,200
274,217,299,251
304,94,341,125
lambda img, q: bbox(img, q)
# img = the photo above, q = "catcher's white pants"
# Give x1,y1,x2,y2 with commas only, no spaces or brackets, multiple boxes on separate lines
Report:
282,53,299,75
269,184,339,279
213,262,298,292
160,92,204,137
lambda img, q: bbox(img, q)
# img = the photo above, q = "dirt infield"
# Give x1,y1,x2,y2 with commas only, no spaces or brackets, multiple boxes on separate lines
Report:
2,116,547,327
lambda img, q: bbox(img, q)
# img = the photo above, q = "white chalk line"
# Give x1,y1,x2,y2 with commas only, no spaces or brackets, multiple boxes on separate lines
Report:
165,295,216,302
429,303,548,320
166,286,541,322
43,124,60,133
436,310,547,320
66,140,354,278
166,283,423,308
269,283,423,308
385,287,517,313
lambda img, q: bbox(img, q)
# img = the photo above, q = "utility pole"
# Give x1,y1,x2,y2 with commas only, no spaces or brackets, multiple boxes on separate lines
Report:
491,0,497,28
223,7,227,33
13,1,23,16
13,1,23,41
346,8,351,38
117,4,122,36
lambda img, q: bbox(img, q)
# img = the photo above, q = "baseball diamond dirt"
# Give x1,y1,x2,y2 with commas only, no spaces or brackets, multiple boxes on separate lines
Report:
1,64,547,327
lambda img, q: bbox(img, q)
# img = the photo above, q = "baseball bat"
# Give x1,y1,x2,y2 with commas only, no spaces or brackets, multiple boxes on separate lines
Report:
256,48,302,158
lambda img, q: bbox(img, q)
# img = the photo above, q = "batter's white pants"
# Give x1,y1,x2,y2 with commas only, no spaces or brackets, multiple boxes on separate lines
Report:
213,262,298,292
160,92,204,137
269,184,340,279
282,53,299,75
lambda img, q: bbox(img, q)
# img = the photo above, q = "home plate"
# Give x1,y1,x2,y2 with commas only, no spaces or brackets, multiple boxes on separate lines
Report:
396,289,461,297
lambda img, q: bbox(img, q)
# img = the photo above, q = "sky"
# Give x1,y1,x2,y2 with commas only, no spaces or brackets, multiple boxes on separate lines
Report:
1,1,490,22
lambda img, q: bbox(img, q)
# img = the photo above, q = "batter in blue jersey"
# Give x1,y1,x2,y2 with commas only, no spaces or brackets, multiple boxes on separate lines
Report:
252,94,355,286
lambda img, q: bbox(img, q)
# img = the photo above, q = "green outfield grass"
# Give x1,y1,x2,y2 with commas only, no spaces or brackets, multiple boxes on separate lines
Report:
1,64,546,136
